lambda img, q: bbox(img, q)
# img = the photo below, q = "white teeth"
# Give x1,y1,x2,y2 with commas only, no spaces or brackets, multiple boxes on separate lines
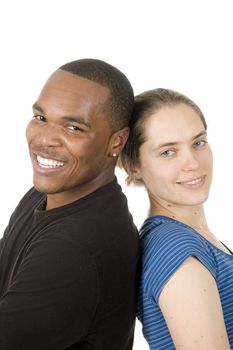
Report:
37,155,64,168
183,177,202,185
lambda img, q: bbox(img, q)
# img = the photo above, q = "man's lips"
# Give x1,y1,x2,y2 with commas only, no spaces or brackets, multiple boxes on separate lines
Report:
36,155,64,169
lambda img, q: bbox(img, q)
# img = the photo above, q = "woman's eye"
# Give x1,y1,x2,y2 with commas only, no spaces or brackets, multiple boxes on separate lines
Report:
193,140,206,148
161,149,175,157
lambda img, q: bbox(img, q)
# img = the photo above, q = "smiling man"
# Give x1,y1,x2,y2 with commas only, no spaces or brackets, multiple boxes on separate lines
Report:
0,59,139,349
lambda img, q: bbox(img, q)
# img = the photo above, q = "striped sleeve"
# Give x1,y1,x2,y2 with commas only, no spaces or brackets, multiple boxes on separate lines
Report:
141,222,217,304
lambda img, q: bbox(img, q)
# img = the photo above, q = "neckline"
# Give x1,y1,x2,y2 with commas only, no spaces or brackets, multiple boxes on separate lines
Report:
145,215,233,257
34,177,119,219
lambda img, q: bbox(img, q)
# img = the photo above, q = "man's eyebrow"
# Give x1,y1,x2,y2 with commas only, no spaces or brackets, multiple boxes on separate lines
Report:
32,102,44,113
62,116,91,128
32,103,91,128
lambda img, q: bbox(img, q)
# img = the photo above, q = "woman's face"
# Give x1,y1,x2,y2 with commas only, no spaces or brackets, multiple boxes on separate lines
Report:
134,103,213,209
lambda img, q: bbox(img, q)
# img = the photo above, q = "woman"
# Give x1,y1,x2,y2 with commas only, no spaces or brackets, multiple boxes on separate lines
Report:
120,88,233,349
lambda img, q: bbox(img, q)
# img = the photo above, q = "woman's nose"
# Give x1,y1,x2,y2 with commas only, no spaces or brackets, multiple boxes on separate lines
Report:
182,150,199,172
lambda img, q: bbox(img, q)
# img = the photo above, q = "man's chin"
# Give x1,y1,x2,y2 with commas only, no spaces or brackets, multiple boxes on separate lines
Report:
33,182,57,194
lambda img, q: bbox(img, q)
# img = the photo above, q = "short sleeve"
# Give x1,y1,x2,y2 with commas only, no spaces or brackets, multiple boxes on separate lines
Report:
141,221,216,304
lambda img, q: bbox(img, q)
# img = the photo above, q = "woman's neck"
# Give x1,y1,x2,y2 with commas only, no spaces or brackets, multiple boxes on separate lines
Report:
150,199,209,233
150,199,231,255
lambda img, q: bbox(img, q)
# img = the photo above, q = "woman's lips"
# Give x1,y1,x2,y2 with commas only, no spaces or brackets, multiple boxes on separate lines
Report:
176,175,206,188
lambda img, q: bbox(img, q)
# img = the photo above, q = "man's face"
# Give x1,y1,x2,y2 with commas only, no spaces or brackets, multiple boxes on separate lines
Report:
26,69,115,209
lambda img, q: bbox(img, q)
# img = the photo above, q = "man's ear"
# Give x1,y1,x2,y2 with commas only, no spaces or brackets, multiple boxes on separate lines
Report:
108,127,129,157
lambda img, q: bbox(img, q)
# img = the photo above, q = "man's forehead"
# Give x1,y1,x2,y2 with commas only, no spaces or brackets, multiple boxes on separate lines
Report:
44,69,110,97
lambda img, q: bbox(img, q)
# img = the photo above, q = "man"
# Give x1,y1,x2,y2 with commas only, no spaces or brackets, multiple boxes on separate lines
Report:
0,59,139,349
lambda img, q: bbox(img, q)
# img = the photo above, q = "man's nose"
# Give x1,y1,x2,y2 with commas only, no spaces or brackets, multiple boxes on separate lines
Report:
38,124,62,147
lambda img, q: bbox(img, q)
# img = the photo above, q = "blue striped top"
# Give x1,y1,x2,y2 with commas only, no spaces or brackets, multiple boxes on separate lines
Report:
137,215,233,349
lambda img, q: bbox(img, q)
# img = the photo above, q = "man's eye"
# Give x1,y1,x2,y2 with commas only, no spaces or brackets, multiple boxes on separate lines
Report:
161,149,175,157
34,115,46,122
66,125,83,132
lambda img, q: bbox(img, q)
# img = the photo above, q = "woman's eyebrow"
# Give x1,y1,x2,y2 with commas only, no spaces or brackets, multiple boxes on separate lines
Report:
192,130,207,140
153,131,207,151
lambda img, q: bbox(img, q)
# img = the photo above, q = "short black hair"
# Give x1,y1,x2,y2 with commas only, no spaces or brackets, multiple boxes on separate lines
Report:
60,58,134,132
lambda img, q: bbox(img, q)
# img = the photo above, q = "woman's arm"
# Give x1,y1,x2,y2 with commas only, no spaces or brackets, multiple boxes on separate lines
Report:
159,256,230,350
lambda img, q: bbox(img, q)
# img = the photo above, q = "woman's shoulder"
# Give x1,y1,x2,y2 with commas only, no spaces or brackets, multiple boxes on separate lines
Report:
138,216,218,302
139,215,217,272
140,215,202,249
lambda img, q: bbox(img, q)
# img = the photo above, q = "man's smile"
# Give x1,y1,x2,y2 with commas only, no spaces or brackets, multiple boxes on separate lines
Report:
36,155,64,169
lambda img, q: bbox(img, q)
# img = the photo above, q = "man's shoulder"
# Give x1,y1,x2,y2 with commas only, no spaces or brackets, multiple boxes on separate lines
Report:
10,187,44,219
19,187,44,205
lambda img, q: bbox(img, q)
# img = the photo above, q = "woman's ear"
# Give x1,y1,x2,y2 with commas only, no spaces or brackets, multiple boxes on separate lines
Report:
108,127,129,157
124,159,142,182
131,167,142,181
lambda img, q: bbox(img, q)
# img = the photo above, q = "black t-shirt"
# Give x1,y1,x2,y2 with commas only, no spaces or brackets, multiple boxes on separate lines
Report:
0,178,139,349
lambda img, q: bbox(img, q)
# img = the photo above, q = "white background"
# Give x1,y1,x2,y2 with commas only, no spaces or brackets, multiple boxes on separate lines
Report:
1,1,233,348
